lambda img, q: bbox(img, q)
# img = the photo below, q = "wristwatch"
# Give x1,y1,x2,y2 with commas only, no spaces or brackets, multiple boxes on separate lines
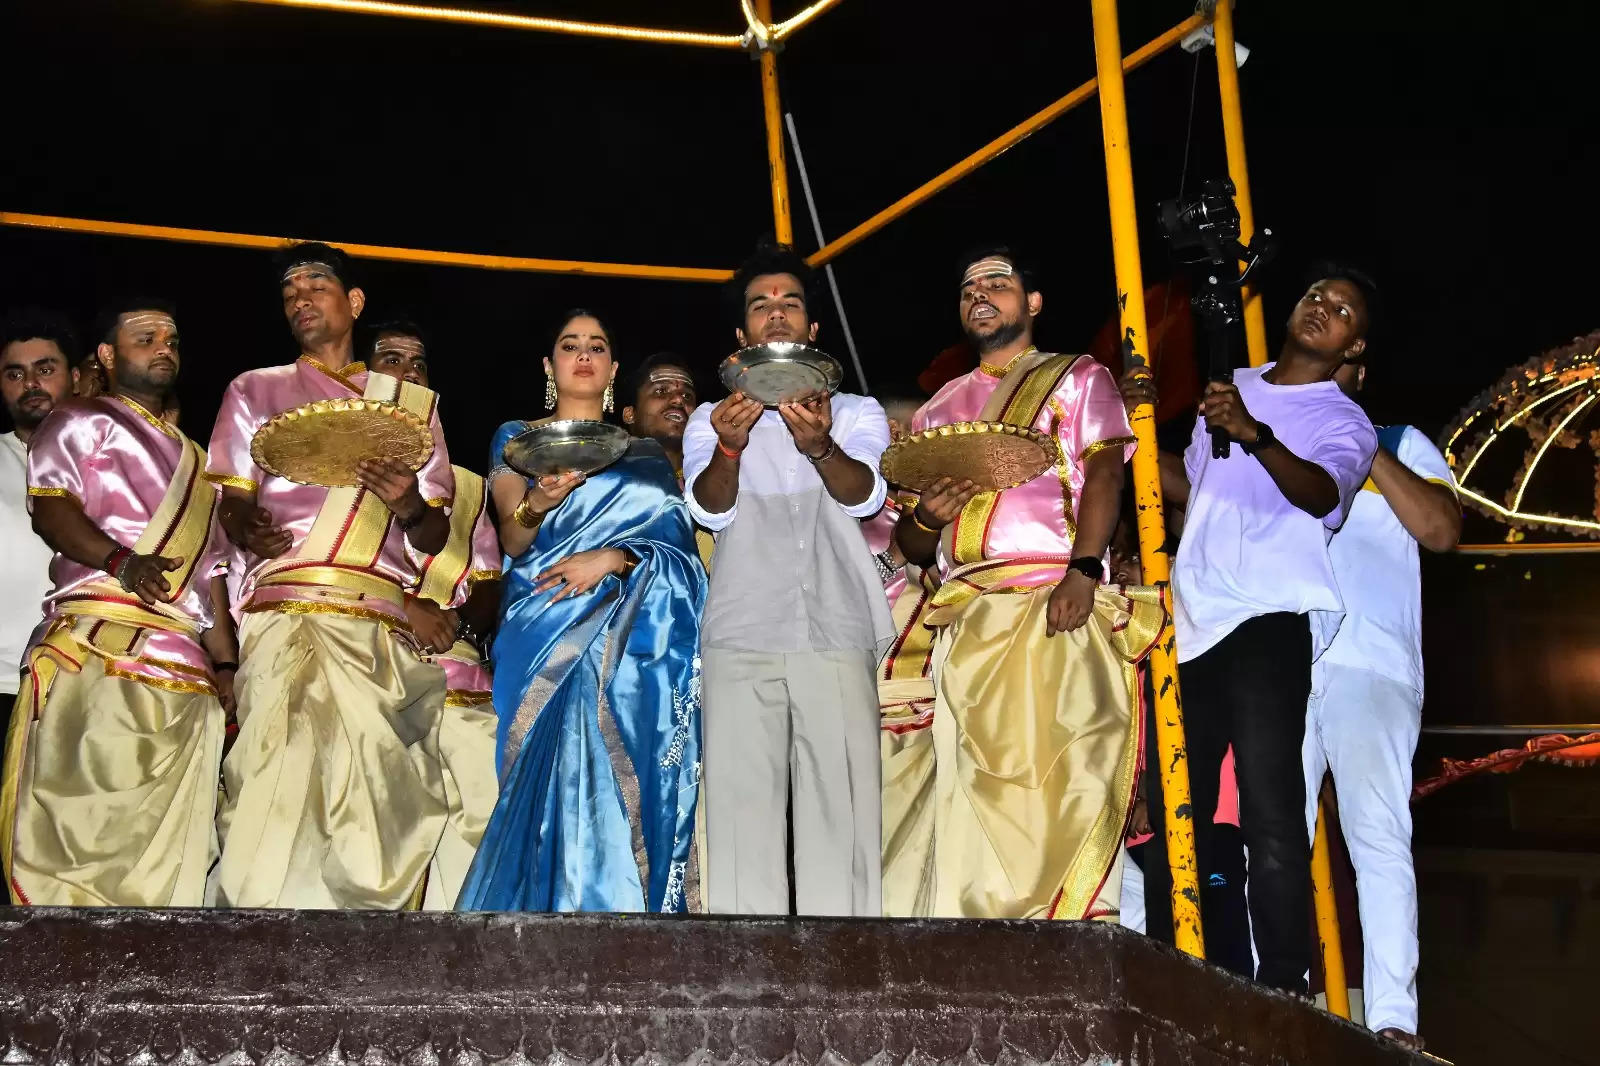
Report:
1068,556,1105,582
455,613,482,651
1241,421,1276,456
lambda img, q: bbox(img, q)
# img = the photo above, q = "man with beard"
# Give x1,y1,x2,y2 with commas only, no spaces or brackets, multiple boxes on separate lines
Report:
622,352,697,478
365,319,503,910
0,312,78,743
683,241,893,916
893,247,1156,920
3,301,234,906
207,244,455,909
1128,271,1377,997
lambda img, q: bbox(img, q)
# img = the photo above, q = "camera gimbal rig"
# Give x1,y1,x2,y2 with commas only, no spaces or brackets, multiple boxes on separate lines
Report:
1157,178,1277,458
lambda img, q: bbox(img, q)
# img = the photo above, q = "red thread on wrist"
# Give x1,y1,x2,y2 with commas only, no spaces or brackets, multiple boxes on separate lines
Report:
103,546,132,576
717,441,742,460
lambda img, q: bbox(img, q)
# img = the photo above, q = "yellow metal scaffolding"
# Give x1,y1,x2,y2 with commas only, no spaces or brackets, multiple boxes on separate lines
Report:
3,0,1337,980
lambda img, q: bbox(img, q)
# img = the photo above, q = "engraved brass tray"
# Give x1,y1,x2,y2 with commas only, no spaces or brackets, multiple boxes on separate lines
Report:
502,419,630,479
880,420,1059,492
719,342,844,406
251,398,433,488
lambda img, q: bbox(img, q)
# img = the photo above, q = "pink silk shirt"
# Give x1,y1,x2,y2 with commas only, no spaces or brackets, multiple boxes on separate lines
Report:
205,357,454,623
911,353,1136,586
27,395,228,678
428,488,501,696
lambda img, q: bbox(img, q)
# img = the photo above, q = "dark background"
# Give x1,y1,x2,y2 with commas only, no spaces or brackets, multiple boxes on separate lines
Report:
4,3,1600,1060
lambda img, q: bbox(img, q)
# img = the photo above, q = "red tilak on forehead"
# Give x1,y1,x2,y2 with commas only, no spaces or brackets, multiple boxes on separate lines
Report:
767,286,783,299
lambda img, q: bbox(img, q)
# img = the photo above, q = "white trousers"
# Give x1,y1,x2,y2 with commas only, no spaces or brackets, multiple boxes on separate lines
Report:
1303,661,1421,1034
701,647,882,917
1120,847,1147,933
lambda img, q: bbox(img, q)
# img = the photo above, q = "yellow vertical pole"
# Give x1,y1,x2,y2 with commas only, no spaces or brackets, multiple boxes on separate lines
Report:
754,0,794,245
1311,798,1352,1018
1089,0,1205,959
1211,0,1268,368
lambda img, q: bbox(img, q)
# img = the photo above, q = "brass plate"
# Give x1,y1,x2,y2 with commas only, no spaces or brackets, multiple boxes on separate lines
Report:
719,342,844,406
880,420,1059,492
251,398,433,488
502,419,631,479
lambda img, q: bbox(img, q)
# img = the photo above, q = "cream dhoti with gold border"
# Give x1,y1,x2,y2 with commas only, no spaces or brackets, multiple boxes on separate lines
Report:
904,349,1154,919
208,368,453,910
2,412,227,908
4,625,225,907
925,570,1161,918
218,609,445,908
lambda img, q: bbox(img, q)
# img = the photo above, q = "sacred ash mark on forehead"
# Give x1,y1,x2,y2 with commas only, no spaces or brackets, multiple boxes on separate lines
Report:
374,336,424,358
961,257,1015,287
281,262,339,286
120,312,178,336
647,368,693,385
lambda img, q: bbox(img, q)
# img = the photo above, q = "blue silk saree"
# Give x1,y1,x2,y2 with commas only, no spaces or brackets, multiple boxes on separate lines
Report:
457,425,706,912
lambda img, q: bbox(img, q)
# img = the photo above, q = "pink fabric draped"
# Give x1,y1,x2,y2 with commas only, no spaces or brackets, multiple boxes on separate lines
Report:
911,354,1135,582
205,357,454,620
26,395,228,676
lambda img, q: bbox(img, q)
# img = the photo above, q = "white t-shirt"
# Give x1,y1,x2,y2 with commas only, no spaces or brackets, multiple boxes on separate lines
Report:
1172,364,1376,663
0,432,57,693
1312,426,1455,695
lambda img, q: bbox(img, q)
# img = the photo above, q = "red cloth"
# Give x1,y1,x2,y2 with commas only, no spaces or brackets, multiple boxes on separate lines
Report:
1087,276,1202,423
918,340,976,396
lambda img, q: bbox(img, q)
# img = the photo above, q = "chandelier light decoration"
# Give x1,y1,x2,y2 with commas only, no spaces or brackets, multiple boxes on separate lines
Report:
1442,329,1600,538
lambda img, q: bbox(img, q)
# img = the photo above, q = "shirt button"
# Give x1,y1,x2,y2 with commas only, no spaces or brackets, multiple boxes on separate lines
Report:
797,540,805,549
802,583,812,592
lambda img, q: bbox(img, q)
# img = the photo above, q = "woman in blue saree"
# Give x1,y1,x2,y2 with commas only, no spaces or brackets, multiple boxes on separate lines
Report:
460,310,706,912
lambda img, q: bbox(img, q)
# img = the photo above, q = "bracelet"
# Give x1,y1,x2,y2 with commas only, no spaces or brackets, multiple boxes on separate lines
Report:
512,497,544,529
911,509,940,534
617,549,640,578
103,546,132,577
807,438,838,464
717,440,742,460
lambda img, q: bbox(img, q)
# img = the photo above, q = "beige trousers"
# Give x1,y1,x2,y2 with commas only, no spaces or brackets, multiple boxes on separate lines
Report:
701,647,881,916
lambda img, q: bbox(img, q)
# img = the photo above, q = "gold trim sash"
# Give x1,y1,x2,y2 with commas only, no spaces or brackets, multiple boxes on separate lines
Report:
70,433,216,616
943,353,1085,566
416,467,486,607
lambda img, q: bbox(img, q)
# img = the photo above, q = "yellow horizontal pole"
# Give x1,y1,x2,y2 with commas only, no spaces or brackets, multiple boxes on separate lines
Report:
222,0,748,49
807,12,1206,268
0,212,734,283
1454,541,1600,555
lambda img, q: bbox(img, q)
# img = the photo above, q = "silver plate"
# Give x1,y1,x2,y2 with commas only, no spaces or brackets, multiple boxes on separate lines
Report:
719,342,844,406
502,419,631,479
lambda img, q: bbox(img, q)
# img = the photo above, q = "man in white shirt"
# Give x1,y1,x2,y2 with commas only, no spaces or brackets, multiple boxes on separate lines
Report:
1306,355,1460,1051
684,242,894,916
0,311,79,739
1133,270,1378,995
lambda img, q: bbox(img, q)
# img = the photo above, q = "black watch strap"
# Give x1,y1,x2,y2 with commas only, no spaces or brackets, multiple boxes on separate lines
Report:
1241,421,1276,456
1068,556,1105,582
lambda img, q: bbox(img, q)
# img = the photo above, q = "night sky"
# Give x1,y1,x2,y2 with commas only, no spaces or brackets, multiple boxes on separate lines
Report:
4,0,1600,725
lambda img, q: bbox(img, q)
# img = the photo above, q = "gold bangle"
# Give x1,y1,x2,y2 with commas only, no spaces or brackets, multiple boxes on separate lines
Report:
911,509,939,534
512,498,544,529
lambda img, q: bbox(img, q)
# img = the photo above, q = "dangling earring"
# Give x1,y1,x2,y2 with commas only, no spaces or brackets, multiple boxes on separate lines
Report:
602,381,615,414
544,377,557,410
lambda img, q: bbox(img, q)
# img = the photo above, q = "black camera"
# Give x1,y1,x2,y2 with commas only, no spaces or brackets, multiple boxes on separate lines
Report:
1158,178,1243,263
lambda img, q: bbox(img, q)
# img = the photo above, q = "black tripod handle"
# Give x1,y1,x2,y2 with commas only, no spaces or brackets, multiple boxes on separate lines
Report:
1210,423,1231,459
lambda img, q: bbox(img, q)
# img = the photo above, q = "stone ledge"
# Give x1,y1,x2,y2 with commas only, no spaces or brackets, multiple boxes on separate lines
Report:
0,909,1420,1066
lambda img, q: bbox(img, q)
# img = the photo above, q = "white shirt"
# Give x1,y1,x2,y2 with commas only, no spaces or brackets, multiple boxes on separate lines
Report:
1172,364,1377,663
0,432,56,693
1313,426,1454,695
683,394,895,654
